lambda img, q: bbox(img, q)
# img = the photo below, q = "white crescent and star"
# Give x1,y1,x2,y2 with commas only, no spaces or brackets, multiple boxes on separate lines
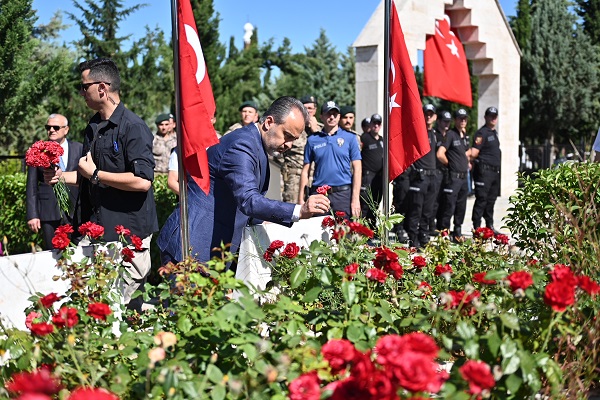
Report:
436,16,460,59
389,59,401,113
184,23,206,84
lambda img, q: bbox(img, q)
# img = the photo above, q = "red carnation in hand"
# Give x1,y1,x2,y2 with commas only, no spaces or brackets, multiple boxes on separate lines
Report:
25,141,63,168
115,225,131,236
31,322,54,336
412,255,427,269
288,371,320,400
366,267,387,283
473,272,497,285
52,306,79,328
78,221,104,239
87,303,112,321
40,292,61,308
121,247,135,263
507,270,533,291
321,339,356,375
6,367,62,395
459,360,495,395
281,242,300,259
67,387,120,400
55,224,74,235
544,281,576,312
578,275,600,296
52,233,70,250
316,185,331,195
130,234,143,251
434,264,453,276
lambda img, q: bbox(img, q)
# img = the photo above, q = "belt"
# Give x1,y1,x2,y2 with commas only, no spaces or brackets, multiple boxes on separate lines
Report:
417,168,437,176
312,184,351,193
450,171,467,179
479,163,500,172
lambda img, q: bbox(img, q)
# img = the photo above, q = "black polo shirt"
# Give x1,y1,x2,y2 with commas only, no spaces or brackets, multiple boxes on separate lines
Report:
441,129,469,173
413,128,437,170
473,125,501,167
76,102,159,242
360,132,384,173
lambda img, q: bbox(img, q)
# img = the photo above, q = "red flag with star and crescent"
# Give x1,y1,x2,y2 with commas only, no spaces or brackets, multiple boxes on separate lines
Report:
178,0,219,194
423,15,472,107
388,3,430,181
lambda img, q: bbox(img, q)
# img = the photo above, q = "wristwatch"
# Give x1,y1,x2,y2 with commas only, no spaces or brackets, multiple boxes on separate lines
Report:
91,168,101,185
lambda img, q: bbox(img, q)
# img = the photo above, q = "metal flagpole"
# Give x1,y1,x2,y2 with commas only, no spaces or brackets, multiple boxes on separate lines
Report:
171,0,190,260
382,0,392,245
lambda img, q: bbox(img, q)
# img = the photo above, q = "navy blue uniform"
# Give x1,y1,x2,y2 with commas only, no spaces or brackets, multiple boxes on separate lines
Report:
438,129,469,234
472,125,501,228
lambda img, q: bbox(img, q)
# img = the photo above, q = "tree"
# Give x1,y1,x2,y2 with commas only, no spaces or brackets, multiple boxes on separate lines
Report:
509,0,532,52
575,0,600,45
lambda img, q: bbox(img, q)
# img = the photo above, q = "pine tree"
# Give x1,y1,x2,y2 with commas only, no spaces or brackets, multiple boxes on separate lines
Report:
575,0,600,45
509,0,532,52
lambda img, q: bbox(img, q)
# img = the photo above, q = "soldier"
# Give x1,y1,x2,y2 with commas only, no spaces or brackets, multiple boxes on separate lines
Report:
152,113,177,174
471,106,502,232
339,106,356,133
224,100,259,135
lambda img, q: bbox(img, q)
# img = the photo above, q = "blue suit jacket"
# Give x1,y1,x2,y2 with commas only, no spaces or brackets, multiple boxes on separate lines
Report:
158,124,296,263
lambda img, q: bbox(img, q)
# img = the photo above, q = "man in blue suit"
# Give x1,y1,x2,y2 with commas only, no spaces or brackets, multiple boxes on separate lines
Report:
158,96,331,265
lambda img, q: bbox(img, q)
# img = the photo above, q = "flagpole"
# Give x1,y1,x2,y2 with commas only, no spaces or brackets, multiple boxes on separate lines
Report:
171,0,190,260
382,0,392,245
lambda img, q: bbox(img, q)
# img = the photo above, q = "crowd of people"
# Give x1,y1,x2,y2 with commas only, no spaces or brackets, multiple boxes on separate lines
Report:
29,57,503,310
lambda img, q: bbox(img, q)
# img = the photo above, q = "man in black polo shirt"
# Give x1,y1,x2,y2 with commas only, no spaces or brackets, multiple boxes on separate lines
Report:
360,113,384,227
431,110,452,234
436,108,471,239
471,106,502,232
404,104,439,248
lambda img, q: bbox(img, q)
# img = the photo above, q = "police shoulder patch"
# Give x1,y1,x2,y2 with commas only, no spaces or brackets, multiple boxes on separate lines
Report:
475,136,483,145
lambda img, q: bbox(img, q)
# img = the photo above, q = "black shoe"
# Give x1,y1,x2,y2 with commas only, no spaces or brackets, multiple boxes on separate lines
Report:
395,227,409,242
487,226,502,235
418,234,430,246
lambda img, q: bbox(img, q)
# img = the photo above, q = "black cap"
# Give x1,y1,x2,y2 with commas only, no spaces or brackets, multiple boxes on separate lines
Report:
455,108,468,118
440,111,452,121
485,106,498,116
321,101,340,114
423,104,436,113
370,113,382,124
361,117,371,127
155,113,174,124
340,106,355,116
239,101,258,112
300,95,318,106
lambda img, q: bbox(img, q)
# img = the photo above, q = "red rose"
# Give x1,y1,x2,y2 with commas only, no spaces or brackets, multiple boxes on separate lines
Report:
52,233,70,250
268,240,285,251
459,360,495,395
121,247,135,263
549,264,578,287
366,268,387,283
344,263,359,275
40,292,61,308
544,281,575,312
55,224,74,235
25,141,63,168
87,303,112,321
321,339,356,375
386,262,404,280
6,367,62,395
114,225,131,236
25,311,43,329
350,349,376,380
332,228,347,241
130,234,143,251
316,185,331,195
335,211,346,218
473,272,496,285
507,271,533,291
418,281,432,296
78,221,104,239
30,322,54,336
67,387,119,400
398,332,439,359
434,264,453,276
15,393,53,400
578,275,600,296
281,242,300,259
263,249,274,262
288,371,321,400
328,377,372,400
392,351,442,393
321,216,335,228
348,222,374,238
373,247,399,270
375,334,404,367
52,307,79,328
445,290,480,315
494,233,509,245
412,255,427,269
474,227,494,240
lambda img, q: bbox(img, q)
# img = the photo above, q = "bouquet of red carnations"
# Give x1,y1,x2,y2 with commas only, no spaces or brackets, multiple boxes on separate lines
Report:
25,140,73,216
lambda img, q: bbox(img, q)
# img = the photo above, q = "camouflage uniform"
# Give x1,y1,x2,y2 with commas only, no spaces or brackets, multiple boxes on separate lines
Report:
153,134,177,174
224,122,243,135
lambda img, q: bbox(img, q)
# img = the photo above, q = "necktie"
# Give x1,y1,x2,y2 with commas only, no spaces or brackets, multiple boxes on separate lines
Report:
59,156,66,170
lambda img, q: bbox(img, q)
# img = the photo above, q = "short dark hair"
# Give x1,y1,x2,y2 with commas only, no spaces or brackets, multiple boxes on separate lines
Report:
260,96,309,127
79,58,121,93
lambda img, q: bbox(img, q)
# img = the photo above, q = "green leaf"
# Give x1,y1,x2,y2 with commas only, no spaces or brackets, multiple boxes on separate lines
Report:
302,286,322,303
500,313,520,331
178,316,193,333
347,324,365,342
456,321,476,340
206,364,224,384
290,265,307,289
502,353,521,375
485,329,502,358
505,374,523,394
211,384,226,400
320,267,333,285
341,281,357,305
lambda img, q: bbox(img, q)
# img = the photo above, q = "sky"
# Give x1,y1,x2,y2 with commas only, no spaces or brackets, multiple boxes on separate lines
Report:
31,0,518,53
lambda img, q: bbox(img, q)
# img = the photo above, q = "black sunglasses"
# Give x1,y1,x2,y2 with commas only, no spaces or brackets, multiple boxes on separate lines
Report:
45,125,67,131
80,81,111,91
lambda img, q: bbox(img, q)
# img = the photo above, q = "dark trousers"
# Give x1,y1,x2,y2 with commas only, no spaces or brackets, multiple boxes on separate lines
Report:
472,167,500,228
439,173,468,232
311,187,353,218
360,169,383,227
405,172,437,246
392,170,410,216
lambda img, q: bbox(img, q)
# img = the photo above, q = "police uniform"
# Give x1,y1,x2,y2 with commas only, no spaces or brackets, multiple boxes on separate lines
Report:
472,120,501,229
432,125,448,232
439,128,469,236
360,129,384,227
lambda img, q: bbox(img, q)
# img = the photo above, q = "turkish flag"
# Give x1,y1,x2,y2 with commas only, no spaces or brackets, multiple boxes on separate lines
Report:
178,0,219,194
388,3,430,181
423,15,472,107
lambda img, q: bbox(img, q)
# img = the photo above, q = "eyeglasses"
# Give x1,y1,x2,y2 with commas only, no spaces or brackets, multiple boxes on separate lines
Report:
45,125,67,131
80,81,111,92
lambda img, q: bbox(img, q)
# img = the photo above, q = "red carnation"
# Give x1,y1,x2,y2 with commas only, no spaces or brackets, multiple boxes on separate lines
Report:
115,225,131,236
67,387,120,400
78,221,104,239
474,227,494,240
25,141,63,168
412,255,427,269
348,221,374,238
6,367,62,395
55,224,74,235
268,240,285,251
459,360,495,395
321,339,356,375
316,185,331,195
87,303,112,321
434,264,453,276
25,311,43,329
335,211,346,218
321,216,335,228
30,322,54,336
121,247,135,263
344,263,359,276
40,292,61,308
130,234,143,251
507,270,533,291
366,268,387,283
494,233,509,245
281,242,300,259
544,281,576,312
52,233,70,250
578,275,600,296
288,371,321,400
263,249,274,262
52,306,79,328
473,272,497,285
549,264,578,287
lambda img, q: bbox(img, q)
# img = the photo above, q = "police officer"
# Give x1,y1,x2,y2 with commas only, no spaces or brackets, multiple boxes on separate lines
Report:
471,106,501,232
404,104,439,248
360,113,384,228
436,108,471,240
431,110,452,234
